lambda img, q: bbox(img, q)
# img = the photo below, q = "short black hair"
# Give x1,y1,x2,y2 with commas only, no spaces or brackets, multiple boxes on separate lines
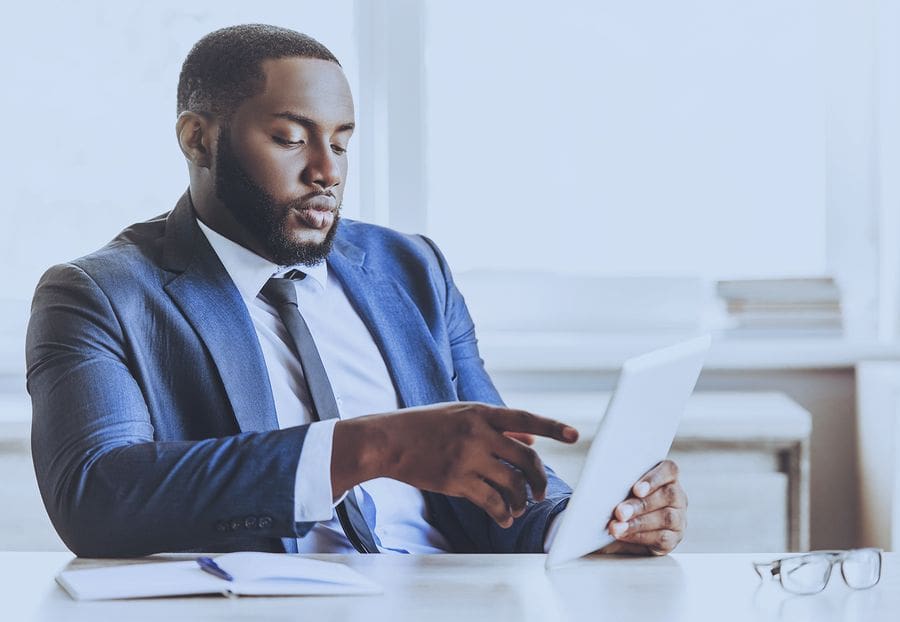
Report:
176,24,340,118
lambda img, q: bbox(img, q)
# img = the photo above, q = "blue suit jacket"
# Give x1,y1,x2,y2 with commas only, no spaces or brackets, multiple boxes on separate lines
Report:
26,192,571,557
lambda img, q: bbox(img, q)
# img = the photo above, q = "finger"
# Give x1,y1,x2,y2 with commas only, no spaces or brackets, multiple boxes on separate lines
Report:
610,528,681,555
615,482,687,521
465,479,514,528
632,459,680,498
492,435,548,501
609,507,685,539
503,431,536,446
484,407,578,443
482,463,529,517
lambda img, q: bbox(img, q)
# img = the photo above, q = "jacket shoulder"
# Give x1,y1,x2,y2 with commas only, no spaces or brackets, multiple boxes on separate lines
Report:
336,219,443,271
65,212,170,286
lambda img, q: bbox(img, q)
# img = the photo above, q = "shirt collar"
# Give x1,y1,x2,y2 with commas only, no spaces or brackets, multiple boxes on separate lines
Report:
195,218,329,302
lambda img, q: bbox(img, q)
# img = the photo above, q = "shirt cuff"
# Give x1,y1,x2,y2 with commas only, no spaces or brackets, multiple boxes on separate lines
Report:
542,510,566,553
293,419,347,522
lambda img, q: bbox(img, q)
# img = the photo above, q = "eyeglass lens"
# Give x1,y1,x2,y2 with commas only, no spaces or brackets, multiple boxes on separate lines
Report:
780,556,832,594
777,549,882,594
841,549,881,589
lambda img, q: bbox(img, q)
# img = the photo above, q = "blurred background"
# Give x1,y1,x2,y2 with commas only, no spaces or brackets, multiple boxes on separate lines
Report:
1,0,898,554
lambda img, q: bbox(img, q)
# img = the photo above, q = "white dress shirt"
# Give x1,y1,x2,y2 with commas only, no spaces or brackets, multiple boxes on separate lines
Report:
196,219,451,554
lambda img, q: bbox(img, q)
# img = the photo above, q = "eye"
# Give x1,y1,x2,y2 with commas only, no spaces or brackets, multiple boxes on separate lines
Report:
331,144,347,155
273,136,304,147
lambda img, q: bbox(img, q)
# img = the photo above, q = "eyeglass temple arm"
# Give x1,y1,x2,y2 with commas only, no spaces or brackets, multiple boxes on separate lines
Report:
753,561,780,580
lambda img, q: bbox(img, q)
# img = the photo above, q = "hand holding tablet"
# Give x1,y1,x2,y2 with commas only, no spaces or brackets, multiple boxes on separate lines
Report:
545,335,711,568
603,458,688,556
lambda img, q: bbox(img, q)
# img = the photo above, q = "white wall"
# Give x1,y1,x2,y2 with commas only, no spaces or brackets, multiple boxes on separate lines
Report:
0,1,359,373
2,2,898,349
423,0,826,280
2,1,896,356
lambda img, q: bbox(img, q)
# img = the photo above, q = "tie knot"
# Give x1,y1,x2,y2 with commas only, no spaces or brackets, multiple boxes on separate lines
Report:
261,277,298,307
283,269,307,280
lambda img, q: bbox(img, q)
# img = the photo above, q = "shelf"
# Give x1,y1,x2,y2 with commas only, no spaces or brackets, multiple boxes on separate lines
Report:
479,332,900,372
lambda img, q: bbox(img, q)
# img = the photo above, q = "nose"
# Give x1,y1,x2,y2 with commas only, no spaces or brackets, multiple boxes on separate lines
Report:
302,141,342,191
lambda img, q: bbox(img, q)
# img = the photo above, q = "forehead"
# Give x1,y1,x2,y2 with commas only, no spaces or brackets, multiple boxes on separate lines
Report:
237,56,355,125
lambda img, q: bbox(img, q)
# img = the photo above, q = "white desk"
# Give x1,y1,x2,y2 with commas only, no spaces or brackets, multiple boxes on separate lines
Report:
1,552,896,621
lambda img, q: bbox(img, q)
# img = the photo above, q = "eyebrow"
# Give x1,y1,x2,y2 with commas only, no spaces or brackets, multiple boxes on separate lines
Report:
272,111,355,133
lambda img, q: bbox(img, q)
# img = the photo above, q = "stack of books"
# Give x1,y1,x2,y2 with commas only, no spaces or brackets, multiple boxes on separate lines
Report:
716,278,843,336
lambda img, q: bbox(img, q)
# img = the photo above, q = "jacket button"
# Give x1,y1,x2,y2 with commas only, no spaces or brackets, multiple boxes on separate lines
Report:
244,516,258,529
230,518,242,531
258,516,273,529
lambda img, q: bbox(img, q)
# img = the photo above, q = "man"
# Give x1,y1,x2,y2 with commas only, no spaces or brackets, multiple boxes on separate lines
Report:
26,24,686,558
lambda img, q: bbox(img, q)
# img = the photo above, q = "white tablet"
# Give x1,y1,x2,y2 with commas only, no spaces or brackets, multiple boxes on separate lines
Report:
545,335,711,568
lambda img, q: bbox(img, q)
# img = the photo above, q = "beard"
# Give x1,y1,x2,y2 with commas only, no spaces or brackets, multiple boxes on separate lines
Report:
213,126,341,267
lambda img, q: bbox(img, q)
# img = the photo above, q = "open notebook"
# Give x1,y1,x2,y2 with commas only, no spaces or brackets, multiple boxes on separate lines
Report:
57,552,382,600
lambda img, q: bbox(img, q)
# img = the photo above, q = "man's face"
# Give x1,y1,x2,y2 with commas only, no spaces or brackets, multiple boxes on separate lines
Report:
213,57,355,266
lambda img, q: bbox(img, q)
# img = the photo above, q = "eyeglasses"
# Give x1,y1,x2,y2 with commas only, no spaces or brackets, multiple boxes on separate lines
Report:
753,548,882,595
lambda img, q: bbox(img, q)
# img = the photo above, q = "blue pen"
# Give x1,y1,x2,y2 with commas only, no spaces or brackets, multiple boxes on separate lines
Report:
197,556,234,582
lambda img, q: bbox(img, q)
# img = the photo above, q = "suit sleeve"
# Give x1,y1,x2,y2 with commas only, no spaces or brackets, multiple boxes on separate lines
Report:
26,263,315,558
419,237,572,553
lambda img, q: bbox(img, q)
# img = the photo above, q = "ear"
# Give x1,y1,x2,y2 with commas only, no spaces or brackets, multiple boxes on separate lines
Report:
175,111,216,168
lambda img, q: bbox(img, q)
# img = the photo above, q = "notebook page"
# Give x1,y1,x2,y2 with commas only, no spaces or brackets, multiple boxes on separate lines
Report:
215,552,378,586
57,554,382,600
57,560,224,601
217,553,381,596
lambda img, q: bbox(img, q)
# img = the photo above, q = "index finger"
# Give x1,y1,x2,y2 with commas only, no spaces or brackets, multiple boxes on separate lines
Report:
485,407,579,443
633,460,679,498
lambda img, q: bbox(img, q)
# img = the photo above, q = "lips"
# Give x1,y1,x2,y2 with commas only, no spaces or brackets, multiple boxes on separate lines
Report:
291,194,337,230
294,208,333,229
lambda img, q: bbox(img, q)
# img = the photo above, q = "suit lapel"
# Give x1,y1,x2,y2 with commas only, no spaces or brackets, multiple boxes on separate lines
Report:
161,192,279,433
328,239,457,409
159,194,453,428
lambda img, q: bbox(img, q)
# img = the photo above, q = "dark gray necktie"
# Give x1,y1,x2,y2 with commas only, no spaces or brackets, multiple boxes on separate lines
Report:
261,273,380,554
